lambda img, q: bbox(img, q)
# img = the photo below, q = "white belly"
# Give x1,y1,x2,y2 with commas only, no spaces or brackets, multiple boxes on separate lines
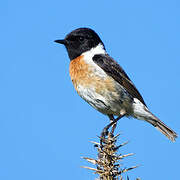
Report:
76,79,132,116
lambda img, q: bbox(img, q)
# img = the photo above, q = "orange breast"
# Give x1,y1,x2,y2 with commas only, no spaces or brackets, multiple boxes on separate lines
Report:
69,55,92,91
69,55,116,96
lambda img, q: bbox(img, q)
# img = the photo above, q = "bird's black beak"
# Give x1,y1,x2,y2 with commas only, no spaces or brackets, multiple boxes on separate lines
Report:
54,39,67,45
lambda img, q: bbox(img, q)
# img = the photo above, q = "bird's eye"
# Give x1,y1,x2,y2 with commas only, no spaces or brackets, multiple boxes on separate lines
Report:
78,36,84,42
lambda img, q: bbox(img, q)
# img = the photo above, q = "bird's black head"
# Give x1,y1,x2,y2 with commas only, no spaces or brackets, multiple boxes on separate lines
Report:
54,28,105,60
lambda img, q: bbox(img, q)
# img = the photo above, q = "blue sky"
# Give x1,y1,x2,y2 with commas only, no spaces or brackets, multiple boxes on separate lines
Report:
1,0,180,179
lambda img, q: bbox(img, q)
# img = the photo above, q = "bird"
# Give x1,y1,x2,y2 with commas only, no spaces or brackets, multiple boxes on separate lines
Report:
54,27,177,142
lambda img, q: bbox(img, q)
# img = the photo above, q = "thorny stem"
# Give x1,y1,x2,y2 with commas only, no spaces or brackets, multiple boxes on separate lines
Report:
82,125,140,180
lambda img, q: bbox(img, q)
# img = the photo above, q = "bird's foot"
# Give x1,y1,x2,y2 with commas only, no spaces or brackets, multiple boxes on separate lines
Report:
100,114,125,147
101,126,109,138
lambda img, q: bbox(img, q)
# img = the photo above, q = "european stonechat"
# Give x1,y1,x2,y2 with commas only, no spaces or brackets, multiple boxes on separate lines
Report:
55,28,177,142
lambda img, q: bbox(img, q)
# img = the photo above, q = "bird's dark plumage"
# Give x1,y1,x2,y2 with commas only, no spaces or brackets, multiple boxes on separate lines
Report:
92,54,146,106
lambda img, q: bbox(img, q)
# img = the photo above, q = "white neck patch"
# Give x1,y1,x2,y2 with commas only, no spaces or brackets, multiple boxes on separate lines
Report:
82,43,106,60
81,43,107,78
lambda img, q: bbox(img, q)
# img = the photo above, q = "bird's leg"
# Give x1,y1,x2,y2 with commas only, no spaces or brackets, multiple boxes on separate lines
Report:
101,113,126,139
101,115,114,138
111,114,126,134
111,118,117,134
109,115,117,134
100,113,126,147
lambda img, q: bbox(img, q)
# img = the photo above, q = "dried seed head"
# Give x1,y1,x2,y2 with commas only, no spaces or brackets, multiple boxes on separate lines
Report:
82,131,139,180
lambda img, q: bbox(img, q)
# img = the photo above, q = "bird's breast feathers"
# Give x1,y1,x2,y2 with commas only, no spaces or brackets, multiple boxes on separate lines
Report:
69,49,132,115
69,44,110,93
69,54,113,93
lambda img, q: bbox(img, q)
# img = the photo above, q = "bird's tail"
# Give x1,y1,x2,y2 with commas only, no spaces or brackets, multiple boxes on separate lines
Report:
146,112,177,142
133,98,177,142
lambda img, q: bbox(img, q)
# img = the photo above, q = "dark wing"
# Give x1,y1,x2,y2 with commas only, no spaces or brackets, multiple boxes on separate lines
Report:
92,54,146,106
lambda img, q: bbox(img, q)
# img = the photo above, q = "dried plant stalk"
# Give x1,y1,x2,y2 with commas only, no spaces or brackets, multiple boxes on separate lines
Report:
82,126,140,180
